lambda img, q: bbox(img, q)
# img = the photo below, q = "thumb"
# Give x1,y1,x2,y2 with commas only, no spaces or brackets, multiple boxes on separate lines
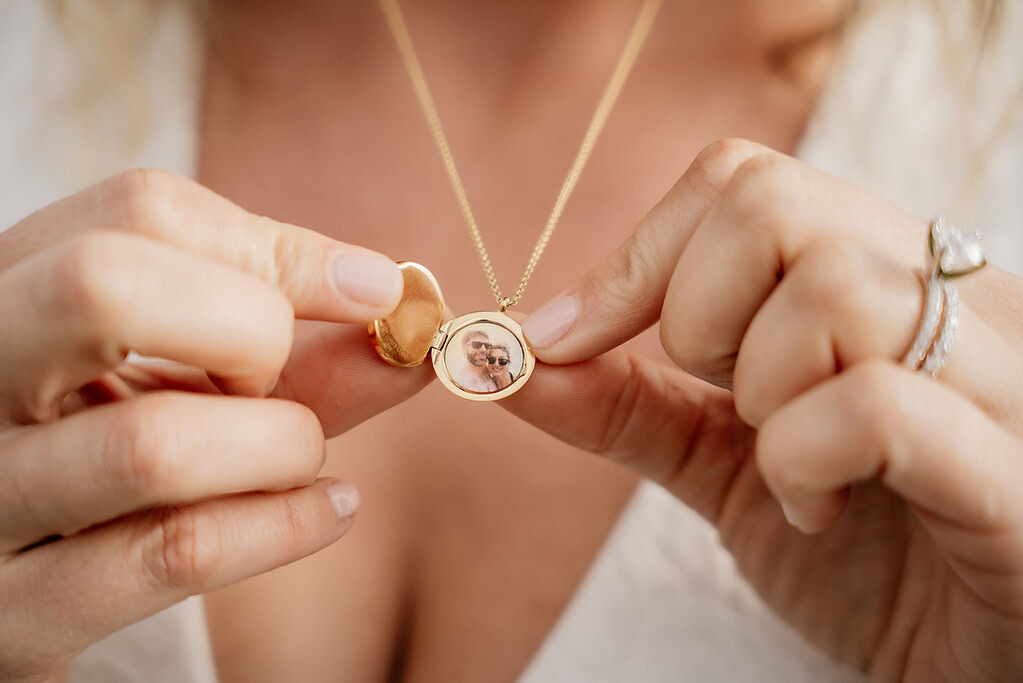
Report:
501,348,748,521
521,138,768,364
272,320,434,437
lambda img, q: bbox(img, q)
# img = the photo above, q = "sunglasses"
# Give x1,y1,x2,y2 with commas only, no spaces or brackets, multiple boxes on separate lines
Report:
487,356,510,367
468,341,490,350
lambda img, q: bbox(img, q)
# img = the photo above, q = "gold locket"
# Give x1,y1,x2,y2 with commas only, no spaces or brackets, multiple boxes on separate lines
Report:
369,262,535,401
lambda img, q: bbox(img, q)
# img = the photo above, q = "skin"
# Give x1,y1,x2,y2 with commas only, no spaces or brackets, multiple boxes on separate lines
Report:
506,140,1023,679
195,1,855,681
0,171,432,682
20,0,1011,682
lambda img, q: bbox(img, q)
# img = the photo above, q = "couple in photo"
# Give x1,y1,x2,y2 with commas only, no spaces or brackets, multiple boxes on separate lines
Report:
453,329,514,393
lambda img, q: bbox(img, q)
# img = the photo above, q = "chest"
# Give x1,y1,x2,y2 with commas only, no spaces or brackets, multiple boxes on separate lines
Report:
197,57,812,316
195,25,830,682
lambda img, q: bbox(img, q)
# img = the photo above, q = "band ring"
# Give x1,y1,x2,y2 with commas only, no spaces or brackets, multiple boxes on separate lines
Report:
921,280,959,378
902,215,985,379
902,273,945,371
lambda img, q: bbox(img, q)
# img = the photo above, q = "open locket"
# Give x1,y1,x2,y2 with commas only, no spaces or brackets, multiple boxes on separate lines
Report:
368,262,535,401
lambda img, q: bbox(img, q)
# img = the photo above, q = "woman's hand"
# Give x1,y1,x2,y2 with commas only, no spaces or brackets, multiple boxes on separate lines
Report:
0,169,431,682
506,139,1023,680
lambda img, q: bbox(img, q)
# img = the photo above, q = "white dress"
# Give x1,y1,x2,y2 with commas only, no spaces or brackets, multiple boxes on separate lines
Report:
1,2,1021,681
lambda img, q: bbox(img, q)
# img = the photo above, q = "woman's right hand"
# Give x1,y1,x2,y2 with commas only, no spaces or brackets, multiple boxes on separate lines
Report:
0,169,431,682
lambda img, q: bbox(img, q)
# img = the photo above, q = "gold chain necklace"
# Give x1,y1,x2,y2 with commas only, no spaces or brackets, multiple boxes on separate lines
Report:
370,0,662,401
380,0,663,311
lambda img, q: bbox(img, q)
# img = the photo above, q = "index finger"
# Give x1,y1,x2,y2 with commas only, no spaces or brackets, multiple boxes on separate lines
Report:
1,168,403,323
520,138,770,363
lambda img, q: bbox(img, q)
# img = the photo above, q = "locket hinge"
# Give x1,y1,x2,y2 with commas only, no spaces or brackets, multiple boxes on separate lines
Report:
430,327,449,351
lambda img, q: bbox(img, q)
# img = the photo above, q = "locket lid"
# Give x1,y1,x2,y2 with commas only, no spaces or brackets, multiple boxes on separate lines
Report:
368,262,446,367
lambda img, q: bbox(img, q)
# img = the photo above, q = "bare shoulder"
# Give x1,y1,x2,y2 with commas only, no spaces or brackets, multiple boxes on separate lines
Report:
205,385,637,682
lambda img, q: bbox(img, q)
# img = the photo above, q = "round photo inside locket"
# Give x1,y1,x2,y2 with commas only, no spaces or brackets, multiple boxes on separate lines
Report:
440,318,528,397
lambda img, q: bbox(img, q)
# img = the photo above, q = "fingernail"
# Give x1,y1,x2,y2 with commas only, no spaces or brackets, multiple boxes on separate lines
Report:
325,480,360,519
330,251,403,309
780,500,810,533
522,295,580,349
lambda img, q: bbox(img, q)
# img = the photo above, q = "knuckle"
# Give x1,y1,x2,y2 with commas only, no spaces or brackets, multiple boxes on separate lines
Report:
657,318,690,369
53,233,122,311
756,427,813,500
658,316,691,366
591,355,687,485
840,361,904,445
658,316,731,384
790,239,868,320
140,504,222,591
673,137,762,208
585,231,663,326
694,138,759,178
233,288,294,383
277,401,327,482
757,361,909,499
102,168,180,231
754,427,788,491
266,217,302,288
730,373,761,428
841,361,919,481
593,355,647,456
223,266,295,377
105,395,181,492
264,290,296,369
724,153,804,241
276,491,318,548
698,136,757,159
52,233,137,361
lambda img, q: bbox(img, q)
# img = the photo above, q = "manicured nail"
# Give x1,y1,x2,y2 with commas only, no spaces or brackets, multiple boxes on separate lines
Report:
521,295,580,349
331,251,403,308
325,480,360,519
780,500,810,533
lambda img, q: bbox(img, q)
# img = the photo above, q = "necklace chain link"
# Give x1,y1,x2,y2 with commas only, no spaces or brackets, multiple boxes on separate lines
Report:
379,0,662,309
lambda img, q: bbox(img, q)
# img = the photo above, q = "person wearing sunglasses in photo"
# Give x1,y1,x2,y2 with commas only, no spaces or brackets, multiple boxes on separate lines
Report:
454,329,499,393
487,343,515,391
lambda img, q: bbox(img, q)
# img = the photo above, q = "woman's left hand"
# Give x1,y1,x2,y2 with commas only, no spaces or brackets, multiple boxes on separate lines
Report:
505,139,1023,680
